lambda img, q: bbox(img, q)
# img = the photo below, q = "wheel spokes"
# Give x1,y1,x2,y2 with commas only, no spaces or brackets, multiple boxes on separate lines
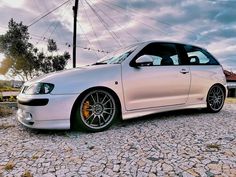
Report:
101,94,107,104
208,86,224,111
90,94,96,104
86,113,95,123
96,92,99,103
100,114,106,123
90,115,97,125
81,90,116,129
103,98,112,105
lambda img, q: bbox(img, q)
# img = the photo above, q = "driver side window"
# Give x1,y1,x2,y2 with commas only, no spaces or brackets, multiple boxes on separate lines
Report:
136,43,180,66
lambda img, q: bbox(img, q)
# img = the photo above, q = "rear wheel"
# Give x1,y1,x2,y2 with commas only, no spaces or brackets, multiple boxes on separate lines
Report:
206,85,225,113
74,89,118,132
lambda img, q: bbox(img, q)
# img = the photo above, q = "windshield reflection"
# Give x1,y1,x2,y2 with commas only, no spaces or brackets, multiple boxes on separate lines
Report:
92,45,137,65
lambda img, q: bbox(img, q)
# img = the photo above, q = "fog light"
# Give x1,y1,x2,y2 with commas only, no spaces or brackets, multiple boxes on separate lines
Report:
25,112,32,121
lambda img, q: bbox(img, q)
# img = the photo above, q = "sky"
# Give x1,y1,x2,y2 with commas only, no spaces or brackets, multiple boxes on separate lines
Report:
0,0,236,80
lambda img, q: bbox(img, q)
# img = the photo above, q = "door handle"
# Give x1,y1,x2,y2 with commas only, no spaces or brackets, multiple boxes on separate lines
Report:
180,69,189,74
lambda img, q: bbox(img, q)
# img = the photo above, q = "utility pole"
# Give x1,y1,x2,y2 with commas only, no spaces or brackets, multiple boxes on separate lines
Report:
72,0,79,68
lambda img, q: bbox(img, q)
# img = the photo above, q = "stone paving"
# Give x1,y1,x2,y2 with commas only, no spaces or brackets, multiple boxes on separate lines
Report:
0,104,236,177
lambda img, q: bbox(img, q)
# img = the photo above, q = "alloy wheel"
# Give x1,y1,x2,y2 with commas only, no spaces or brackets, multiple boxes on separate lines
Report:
207,85,224,112
80,90,116,130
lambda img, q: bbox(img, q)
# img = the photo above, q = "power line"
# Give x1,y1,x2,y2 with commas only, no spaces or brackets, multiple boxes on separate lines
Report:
30,35,110,53
30,27,110,54
84,0,121,47
102,0,173,27
34,23,54,45
28,0,51,26
35,0,53,45
101,0,211,39
98,0,168,35
30,0,71,48
77,22,99,59
28,0,72,27
0,15,109,55
80,0,105,54
48,2,71,39
88,0,139,42
84,0,122,47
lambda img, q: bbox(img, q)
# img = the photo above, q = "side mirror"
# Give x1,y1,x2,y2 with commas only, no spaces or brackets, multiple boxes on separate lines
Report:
135,55,153,67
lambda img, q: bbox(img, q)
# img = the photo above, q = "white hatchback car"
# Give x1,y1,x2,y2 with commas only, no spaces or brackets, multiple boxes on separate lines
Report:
17,41,227,132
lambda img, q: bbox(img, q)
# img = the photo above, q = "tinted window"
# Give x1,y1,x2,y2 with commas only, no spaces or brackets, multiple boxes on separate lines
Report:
136,43,180,66
184,45,219,65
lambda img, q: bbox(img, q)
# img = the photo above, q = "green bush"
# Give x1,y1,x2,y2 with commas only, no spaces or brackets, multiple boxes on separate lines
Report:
0,87,20,92
0,93,3,102
8,95,16,102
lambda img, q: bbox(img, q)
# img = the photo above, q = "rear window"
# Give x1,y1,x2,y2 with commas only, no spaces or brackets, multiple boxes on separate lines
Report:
184,45,219,65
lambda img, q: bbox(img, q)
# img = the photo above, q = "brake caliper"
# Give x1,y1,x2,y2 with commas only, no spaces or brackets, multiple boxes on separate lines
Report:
82,101,90,119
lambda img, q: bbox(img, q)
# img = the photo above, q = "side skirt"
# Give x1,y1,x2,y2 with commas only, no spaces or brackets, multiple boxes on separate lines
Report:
122,103,206,120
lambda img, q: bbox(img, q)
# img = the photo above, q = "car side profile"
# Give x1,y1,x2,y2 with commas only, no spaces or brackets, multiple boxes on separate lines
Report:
17,41,227,132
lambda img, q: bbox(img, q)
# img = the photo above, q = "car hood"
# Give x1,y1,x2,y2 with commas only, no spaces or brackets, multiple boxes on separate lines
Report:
26,66,88,85
24,64,122,94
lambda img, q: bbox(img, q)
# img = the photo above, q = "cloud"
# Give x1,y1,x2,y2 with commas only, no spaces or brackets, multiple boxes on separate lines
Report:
201,27,236,39
215,9,236,24
0,6,33,27
0,0,25,9
0,0,236,72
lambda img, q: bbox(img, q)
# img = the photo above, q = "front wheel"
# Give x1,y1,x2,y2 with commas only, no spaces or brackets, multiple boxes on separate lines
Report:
74,90,119,132
206,85,225,113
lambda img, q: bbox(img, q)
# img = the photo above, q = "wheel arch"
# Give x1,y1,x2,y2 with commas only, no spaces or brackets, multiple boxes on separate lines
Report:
207,83,227,100
70,86,122,129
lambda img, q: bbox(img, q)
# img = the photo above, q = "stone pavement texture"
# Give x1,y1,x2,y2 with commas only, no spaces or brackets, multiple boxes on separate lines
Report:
0,104,236,177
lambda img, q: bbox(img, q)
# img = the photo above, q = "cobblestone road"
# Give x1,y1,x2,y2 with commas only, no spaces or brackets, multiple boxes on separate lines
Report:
0,104,236,177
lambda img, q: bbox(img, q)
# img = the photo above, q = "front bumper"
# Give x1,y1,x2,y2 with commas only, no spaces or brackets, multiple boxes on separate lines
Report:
17,93,78,129
17,108,71,129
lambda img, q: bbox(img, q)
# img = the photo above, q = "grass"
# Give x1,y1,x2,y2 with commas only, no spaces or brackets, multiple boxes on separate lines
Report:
0,87,20,92
4,161,14,170
21,170,33,177
225,98,236,104
0,95,17,102
206,143,221,151
32,155,39,160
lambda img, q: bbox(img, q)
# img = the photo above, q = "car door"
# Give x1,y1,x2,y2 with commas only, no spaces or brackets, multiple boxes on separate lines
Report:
181,45,224,104
122,43,191,111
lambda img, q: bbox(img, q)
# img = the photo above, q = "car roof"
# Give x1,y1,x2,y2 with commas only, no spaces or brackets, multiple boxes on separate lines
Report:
118,40,208,53
139,40,203,49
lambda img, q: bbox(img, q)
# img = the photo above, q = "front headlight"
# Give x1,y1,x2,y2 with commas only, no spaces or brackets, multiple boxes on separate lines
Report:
24,83,54,95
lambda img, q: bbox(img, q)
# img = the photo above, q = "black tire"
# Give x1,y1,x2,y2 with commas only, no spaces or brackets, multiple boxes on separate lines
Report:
206,85,225,113
73,89,119,132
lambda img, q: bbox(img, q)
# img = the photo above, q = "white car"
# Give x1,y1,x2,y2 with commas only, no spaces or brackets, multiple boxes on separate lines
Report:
17,41,227,132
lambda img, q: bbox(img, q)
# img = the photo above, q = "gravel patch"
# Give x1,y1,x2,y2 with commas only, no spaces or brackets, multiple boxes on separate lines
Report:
0,104,236,177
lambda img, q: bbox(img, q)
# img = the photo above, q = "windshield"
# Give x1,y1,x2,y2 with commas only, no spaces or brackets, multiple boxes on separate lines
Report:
93,45,137,65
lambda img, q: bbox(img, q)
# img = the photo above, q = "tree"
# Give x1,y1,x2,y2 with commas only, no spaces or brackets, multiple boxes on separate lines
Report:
0,19,70,81
47,39,57,53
